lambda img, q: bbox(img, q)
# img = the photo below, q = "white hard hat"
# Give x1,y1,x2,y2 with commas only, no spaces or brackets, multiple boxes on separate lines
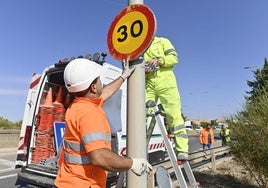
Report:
64,58,103,93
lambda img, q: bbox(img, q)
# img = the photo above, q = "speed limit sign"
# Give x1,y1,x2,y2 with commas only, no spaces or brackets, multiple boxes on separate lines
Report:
107,4,156,61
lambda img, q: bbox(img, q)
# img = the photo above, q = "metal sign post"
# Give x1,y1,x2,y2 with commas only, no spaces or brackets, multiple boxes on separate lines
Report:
107,1,156,187
127,58,147,188
127,1,152,188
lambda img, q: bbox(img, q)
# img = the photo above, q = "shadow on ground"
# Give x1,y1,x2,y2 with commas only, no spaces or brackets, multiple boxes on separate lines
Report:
193,171,259,188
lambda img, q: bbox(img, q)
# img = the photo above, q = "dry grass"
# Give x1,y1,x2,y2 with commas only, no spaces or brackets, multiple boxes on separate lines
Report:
193,157,259,188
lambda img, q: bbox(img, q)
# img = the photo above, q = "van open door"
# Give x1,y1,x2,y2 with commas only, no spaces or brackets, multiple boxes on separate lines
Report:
15,73,41,168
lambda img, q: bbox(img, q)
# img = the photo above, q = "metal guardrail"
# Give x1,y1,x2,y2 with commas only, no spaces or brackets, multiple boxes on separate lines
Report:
2,130,230,187
1,131,230,172
0,130,20,149
189,146,230,169
152,146,231,174
0,130,20,134
147,146,231,188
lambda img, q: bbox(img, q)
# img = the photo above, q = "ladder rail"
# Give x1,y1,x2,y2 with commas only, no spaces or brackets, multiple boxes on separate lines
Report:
146,100,198,188
151,104,188,188
146,115,156,145
182,161,198,187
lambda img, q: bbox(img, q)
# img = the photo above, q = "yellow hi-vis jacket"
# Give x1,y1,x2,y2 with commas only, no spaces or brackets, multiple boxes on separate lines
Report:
144,36,188,153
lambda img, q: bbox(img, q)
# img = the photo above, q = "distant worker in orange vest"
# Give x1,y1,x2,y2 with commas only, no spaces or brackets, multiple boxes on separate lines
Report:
199,124,215,150
54,58,152,188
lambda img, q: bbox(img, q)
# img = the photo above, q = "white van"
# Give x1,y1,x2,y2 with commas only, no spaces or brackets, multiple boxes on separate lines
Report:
15,53,167,187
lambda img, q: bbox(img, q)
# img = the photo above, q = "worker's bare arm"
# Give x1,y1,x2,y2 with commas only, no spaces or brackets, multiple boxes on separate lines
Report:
88,148,132,172
101,77,124,102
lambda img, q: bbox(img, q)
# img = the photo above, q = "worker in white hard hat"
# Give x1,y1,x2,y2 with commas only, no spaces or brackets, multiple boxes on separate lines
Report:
54,58,152,188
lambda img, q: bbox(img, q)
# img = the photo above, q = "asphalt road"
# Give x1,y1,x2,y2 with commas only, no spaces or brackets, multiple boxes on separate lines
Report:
0,133,222,188
0,149,21,188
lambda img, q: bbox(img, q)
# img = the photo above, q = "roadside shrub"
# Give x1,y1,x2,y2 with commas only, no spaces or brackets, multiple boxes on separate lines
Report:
0,117,22,130
226,95,268,188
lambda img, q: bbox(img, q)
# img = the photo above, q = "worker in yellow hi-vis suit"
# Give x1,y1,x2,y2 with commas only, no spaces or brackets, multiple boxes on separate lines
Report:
144,36,189,160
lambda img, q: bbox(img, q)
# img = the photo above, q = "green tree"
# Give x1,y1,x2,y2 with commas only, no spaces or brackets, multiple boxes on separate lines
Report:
13,120,22,129
0,116,22,129
246,58,268,102
226,95,268,187
226,58,268,187
200,121,210,128
181,113,187,122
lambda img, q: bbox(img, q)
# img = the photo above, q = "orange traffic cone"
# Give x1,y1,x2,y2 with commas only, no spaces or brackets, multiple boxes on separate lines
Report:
54,86,63,104
42,87,53,107
53,86,65,122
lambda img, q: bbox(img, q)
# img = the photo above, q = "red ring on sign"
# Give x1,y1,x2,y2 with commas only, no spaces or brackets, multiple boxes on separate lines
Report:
107,4,156,61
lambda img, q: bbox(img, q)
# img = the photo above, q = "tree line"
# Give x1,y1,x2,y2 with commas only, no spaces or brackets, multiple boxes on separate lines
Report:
226,58,268,187
0,117,22,130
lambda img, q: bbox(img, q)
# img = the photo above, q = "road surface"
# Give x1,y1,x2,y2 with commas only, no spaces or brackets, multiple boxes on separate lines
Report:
0,133,222,188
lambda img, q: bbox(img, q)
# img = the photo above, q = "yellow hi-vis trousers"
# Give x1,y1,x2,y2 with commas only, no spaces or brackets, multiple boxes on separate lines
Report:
146,69,189,153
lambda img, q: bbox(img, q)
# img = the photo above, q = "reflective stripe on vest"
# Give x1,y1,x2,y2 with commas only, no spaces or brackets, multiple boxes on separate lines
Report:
82,131,111,145
169,124,185,133
164,48,176,56
64,152,91,164
64,140,85,152
174,133,188,139
63,131,111,164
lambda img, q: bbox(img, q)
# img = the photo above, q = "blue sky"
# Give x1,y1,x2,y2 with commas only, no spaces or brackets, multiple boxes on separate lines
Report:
0,0,267,122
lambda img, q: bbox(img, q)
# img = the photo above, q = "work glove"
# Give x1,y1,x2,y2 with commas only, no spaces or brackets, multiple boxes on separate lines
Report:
130,158,153,176
121,59,135,81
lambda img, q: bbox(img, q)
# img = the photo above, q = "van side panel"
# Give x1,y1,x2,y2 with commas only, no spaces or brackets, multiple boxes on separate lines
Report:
15,73,41,168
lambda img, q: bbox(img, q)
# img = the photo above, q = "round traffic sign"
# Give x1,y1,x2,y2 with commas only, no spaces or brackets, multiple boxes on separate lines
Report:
107,4,156,61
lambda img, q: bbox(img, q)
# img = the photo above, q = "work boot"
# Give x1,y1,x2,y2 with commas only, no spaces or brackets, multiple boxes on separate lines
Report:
177,152,188,161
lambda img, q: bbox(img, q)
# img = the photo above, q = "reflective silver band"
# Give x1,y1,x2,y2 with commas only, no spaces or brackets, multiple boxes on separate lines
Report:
169,124,186,133
64,132,111,152
64,152,91,164
82,131,111,145
174,133,188,139
164,49,176,56
63,131,111,165
64,140,85,152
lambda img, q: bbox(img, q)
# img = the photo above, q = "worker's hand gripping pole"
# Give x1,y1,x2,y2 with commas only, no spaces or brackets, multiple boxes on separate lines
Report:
121,59,135,81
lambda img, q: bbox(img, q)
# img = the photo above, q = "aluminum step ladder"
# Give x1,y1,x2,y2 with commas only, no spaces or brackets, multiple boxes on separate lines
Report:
146,100,198,188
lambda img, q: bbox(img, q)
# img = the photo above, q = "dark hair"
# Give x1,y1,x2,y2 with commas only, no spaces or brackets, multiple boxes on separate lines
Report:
90,77,99,86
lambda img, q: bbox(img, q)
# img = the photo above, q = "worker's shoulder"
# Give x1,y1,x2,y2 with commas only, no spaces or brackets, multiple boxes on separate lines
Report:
155,36,170,42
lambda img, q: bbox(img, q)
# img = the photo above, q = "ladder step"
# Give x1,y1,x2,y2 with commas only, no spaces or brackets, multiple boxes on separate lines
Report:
146,100,198,188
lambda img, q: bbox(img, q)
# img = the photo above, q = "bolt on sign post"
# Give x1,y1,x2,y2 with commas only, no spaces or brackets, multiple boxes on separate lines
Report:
107,2,156,188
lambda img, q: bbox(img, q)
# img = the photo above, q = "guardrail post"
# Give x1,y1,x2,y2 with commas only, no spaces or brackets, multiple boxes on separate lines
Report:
147,169,155,188
210,149,216,172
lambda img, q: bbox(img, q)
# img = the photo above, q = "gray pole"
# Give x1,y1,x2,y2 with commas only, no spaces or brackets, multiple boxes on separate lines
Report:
127,0,147,187
129,0,143,5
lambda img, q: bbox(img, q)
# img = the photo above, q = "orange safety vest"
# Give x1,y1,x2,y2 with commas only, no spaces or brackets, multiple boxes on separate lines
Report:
199,128,214,145
54,97,111,188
